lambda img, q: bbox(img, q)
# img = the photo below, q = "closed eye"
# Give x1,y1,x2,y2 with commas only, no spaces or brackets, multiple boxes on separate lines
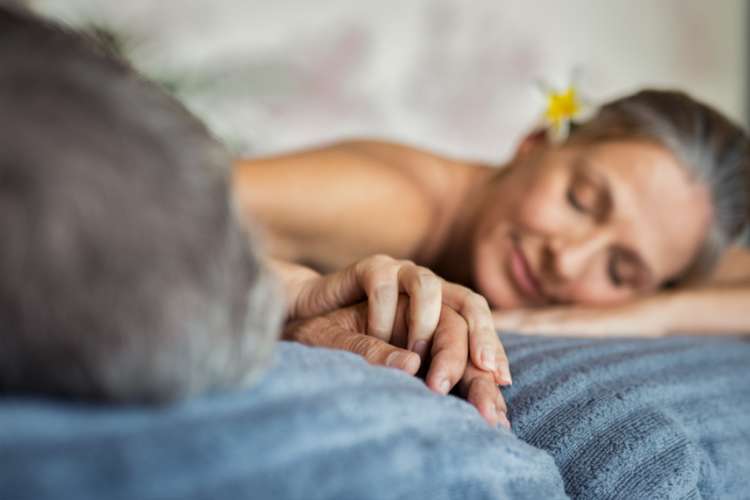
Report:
608,249,644,289
566,185,586,212
608,253,624,287
566,162,612,222
566,174,600,215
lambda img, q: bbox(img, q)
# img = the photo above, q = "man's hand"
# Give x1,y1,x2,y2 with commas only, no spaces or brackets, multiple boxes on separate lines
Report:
284,297,510,428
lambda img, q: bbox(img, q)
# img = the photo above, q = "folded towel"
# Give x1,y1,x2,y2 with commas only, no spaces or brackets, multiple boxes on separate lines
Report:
0,342,566,500
501,334,750,499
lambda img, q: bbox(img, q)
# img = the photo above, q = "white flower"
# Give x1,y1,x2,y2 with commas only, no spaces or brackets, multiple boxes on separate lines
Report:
537,70,594,143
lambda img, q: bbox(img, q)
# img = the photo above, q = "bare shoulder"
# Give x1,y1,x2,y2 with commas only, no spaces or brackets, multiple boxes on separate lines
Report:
335,140,486,264
233,139,481,270
336,139,476,200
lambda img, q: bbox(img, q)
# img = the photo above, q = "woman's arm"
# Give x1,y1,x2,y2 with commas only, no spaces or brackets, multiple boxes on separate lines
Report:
663,245,750,334
707,245,750,285
493,245,750,336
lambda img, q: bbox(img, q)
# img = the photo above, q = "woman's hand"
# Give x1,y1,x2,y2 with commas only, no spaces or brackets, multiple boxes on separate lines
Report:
278,255,511,385
284,297,510,428
492,298,668,338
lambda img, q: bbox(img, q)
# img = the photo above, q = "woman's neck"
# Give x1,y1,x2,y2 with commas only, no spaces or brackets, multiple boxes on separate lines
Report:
430,162,499,287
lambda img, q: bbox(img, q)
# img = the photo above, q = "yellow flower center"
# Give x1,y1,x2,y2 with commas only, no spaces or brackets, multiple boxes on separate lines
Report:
544,87,581,129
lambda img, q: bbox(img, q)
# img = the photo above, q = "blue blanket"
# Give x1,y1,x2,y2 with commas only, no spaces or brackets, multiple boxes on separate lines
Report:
502,334,750,499
0,342,565,500
2,335,749,499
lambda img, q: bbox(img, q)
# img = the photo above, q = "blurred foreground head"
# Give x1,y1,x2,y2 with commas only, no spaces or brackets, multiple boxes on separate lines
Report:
0,5,283,402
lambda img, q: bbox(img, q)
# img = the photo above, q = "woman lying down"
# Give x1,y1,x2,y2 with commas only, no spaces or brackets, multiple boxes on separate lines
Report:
233,90,750,428
2,6,748,430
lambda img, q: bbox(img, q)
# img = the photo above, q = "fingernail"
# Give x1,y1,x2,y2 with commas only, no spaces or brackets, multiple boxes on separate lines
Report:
386,352,420,373
502,367,513,386
497,412,511,430
412,340,429,359
438,378,450,395
495,366,512,386
481,347,497,372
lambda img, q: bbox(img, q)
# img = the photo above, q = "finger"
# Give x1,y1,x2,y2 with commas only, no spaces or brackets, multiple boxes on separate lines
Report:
468,378,510,429
290,267,366,321
444,285,512,385
289,308,421,374
425,307,468,395
345,331,422,375
398,263,442,359
460,364,510,429
356,255,400,342
282,304,365,344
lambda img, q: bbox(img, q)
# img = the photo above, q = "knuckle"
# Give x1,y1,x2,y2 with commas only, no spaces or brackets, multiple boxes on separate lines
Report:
365,271,399,296
446,360,466,383
412,326,435,342
458,287,476,305
369,254,394,267
371,283,396,303
357,254,392,276
366,322,388,339
476,377,497,396
468,293,490,312
432,359,461,386
438,303,463,325
415,269,440,290
439,342,469,371
462,361,482,380
347,335,378,358
296,316,330,341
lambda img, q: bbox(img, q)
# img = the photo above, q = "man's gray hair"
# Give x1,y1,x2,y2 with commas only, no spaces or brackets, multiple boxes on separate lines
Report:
0,5,283,402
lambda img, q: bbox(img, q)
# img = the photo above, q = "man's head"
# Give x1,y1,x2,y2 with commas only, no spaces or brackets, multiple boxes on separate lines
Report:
0,5,283,402
471,90,749,309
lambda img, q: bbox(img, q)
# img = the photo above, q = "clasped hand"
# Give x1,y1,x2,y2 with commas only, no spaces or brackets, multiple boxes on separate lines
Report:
275,255,511,429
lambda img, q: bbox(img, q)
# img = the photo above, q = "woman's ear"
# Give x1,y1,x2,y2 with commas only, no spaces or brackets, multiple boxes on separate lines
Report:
513,129,547,161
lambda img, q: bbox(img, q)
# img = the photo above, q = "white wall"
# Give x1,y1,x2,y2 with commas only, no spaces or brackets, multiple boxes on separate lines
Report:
31,0,747,161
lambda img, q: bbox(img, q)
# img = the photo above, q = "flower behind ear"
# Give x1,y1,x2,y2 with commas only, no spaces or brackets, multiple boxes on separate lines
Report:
537,71,594,144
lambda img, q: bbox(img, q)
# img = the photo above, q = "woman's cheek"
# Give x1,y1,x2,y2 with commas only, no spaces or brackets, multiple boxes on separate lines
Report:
515,188,569,234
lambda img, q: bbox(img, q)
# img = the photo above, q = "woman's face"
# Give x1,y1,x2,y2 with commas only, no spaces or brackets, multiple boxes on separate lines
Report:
472,139,712,309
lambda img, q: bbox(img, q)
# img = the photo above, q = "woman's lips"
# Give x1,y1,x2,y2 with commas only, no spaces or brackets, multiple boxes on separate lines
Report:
508,240,545,304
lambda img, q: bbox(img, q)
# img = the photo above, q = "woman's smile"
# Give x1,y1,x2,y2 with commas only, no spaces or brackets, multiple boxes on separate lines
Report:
507,234,546,305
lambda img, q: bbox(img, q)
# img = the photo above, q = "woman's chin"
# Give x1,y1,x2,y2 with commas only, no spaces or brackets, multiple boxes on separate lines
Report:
482,282,525,310
473,245,524,310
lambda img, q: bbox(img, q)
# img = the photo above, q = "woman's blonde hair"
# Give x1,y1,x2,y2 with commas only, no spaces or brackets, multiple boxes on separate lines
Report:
569,89,749,285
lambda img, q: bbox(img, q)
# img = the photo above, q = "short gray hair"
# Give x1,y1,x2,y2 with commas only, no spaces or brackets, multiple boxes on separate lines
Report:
0,5,283,402
569,90,750,285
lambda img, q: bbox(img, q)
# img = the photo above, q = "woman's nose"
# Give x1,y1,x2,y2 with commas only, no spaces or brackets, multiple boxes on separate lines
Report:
547,230,611,282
